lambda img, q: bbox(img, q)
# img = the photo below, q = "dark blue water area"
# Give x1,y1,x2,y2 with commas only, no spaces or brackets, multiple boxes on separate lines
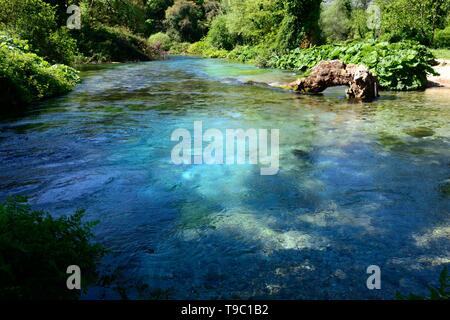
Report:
0,56,449,299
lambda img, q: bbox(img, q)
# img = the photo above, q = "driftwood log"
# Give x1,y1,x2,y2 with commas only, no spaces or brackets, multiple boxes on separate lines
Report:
287,60,379,101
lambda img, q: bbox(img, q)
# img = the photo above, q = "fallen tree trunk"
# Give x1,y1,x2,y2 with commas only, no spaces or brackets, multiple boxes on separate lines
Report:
287,60,379,101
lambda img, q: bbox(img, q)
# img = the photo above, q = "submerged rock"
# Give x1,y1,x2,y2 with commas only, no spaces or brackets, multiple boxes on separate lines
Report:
292,149,312,160
404,127,435,138
287,60,379,101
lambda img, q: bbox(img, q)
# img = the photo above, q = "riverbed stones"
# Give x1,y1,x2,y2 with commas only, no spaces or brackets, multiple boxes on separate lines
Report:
287,60,379,101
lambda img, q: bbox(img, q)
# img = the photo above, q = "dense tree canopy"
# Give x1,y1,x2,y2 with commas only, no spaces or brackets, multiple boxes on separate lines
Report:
147,0,174,33
377,0,450,45
320,0,352,41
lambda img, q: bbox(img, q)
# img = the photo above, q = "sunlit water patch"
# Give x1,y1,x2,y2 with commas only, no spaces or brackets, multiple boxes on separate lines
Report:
0,56,449,299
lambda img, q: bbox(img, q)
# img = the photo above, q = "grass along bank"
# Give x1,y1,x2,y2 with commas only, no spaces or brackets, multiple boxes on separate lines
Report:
432,49,450,60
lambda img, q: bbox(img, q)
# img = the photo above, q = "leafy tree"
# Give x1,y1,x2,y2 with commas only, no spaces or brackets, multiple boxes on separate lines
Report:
222,0,282,45
215,0,322,50
0,32,80,107
350,8,369,39
148,31,173,50
79,0,149,35
203,0,222,25
435,26,450,48
164,0,206,42
206,15,236,50
276,0,323,49
0,0,78,65
41,0,72,25
320,0,352,41
75,24,163,63
147,0,174,33
377,0,450,45
0,197,104,299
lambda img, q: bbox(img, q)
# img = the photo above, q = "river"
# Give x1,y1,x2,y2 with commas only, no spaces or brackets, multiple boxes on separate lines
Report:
0,56,449,299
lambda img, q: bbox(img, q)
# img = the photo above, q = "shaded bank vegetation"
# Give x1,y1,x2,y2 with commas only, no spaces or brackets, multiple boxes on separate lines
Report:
0,33,80,107
0,197,105,299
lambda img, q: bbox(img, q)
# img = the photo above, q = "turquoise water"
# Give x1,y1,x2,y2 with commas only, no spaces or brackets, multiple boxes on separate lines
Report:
0,56,449,299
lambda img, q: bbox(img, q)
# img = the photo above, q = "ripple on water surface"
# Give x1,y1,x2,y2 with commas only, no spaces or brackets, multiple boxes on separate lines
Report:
0,56,449,299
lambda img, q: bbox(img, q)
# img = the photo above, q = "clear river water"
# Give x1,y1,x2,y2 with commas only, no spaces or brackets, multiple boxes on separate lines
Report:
0,56,449,299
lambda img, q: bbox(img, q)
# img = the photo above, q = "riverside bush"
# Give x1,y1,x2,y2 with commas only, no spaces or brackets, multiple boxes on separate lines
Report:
227,45,272,67
434,27,450,49
0,197,105,299
0,33,80,107
187,40,228,58
75,24,165,63
184,40,272,66
169,41,191,54
0,0,78,65
270,40,437,91
148,32,173,51
206,15,237,51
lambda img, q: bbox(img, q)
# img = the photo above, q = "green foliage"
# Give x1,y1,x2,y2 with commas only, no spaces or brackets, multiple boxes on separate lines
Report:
164,0,206,42
321,0,376,41
200,0,322,53
147,0,174,33
183,39,273,67
203,0,222,26
0,32,80,107
169,41,191,54
377,0,450,46
224,0,283,46
75,24,164,63
206,15,236,51
228,45,272,67
396,267,450,300
0,0,78,65
148,32,173,51
187,39,229,58
434,27,450,49
320,0,352,41
270,40,437,91
81,0,149,35
432,48,450,59
350,8,370,39
275,0,323,49
149,0,220,38
0,197,105,299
